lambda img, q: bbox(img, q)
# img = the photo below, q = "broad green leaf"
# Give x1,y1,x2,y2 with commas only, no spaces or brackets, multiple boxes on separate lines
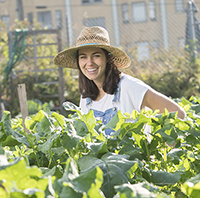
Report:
119,122,144,139
131,110,140,120
87,141,108,154
41,165,63,179
114,183,157,198
78,153,135,198
73,119,88,137
79,110,98,136
26,133,36,148
2,135,22,147
71,166,103,193
181,174,200,198
87,183,106,198
15,136,30,147
38,132,60,154
182,158,190,171
190,96,200,104
155,125,177,146
1,111,23,140
105,111,126,131
0,188,7,198
78,155,103,172
0,158,48,194
52,112,66,128
59,184,82,198
0,113,30,146
1,111,14,136
167,149,185,164
191,104,200,114
2,135,29,147
138,112,152,125
96,132,107,142
25,110,45,130
41,166,56,177
58,158,79,184
186,134,200,144
119,143,141,159
51,146,65,155
150,170,182,186
29,151,49,167
40,113,55,134
57,160,103,197
126,161,138,179
63,101,80,112
175,120,190,131
61,132,82,149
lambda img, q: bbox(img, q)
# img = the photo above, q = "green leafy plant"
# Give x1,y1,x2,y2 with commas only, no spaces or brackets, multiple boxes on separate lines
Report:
0,96,200,197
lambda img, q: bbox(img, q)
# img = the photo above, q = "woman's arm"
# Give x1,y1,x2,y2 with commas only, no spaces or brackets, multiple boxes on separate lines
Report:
141,88,186,119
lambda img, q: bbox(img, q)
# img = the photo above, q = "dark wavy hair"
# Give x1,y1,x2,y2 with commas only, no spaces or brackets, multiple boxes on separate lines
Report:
77,48,121,100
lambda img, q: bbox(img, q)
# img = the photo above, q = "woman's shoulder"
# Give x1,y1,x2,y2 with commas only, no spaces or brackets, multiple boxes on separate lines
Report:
120,73,149,88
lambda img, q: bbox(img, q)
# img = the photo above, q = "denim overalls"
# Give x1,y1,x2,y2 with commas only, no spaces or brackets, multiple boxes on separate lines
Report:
86,76,124,136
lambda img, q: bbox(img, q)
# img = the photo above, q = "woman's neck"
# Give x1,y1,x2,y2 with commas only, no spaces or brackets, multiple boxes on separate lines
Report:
95,87,106,101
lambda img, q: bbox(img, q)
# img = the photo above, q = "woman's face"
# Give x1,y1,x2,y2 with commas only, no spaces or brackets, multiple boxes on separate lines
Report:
78,47,107,85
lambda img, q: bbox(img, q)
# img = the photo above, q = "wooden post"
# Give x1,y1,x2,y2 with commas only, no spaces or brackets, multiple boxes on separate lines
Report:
0,102,5,121
17,84,30,133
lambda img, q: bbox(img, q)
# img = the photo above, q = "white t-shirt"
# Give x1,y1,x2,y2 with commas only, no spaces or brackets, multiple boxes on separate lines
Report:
79,73,150,115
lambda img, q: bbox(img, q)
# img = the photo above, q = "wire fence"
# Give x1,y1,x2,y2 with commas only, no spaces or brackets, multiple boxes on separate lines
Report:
1,0,200,74
1,0,200,117
49,0,200,74
2,0,200,83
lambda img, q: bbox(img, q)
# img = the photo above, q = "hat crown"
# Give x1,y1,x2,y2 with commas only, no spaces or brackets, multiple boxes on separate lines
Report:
76,26,110,46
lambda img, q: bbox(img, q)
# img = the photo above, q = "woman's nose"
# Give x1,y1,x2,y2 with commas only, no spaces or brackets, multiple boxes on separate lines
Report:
86,57,93,65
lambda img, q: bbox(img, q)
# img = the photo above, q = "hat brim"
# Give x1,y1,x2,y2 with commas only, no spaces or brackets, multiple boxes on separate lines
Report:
53,44,131,69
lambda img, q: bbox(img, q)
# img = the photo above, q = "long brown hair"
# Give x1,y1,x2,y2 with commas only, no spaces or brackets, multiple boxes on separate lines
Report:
77,49,121,100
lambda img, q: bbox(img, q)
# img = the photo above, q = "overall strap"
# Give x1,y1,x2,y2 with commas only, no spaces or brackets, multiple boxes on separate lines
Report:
112,75,124,103
86,97,92,106
86,75,125,106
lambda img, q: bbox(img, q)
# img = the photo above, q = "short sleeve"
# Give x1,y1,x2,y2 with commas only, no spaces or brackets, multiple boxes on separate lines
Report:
119,74,150,113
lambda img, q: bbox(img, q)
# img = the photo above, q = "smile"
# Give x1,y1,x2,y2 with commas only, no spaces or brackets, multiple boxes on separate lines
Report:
86,68,98,73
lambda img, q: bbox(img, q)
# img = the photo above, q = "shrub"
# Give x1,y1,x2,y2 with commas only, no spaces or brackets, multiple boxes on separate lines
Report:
128,48,200,99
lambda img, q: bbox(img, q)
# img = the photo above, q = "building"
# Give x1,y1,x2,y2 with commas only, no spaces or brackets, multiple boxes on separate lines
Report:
1,0,200,60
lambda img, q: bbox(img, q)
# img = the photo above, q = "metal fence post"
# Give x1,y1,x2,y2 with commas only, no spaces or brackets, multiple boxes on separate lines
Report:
160,0,169,49
187,0,197,58
111,0,120,47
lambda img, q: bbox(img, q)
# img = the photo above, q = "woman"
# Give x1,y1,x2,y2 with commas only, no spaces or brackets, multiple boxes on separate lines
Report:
54,26,185,135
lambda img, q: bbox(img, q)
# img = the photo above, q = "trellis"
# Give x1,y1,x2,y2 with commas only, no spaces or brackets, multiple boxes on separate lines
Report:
7,29,65,115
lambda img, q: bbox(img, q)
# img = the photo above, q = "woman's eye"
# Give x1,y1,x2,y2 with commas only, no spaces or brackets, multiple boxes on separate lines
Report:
79,56,86,59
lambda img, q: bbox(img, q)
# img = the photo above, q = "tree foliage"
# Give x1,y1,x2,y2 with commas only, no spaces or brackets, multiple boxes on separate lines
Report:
129,49,200,99
0,20,79,117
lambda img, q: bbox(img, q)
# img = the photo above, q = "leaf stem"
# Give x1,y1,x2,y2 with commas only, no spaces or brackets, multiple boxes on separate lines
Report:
163,145,168,171
144,139,152,169
35,151,40,167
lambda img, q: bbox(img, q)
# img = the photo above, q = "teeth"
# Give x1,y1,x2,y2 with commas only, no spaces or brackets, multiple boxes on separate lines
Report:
87,68,97,72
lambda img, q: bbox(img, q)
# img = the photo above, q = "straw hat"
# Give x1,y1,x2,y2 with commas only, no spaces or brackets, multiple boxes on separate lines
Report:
53,26,131,69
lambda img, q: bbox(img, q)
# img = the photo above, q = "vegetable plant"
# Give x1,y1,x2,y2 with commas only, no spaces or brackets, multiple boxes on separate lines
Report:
0,97,200,197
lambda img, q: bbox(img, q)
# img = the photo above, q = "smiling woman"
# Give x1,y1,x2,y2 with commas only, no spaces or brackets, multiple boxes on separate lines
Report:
78,48,107,85
53,26,186,135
